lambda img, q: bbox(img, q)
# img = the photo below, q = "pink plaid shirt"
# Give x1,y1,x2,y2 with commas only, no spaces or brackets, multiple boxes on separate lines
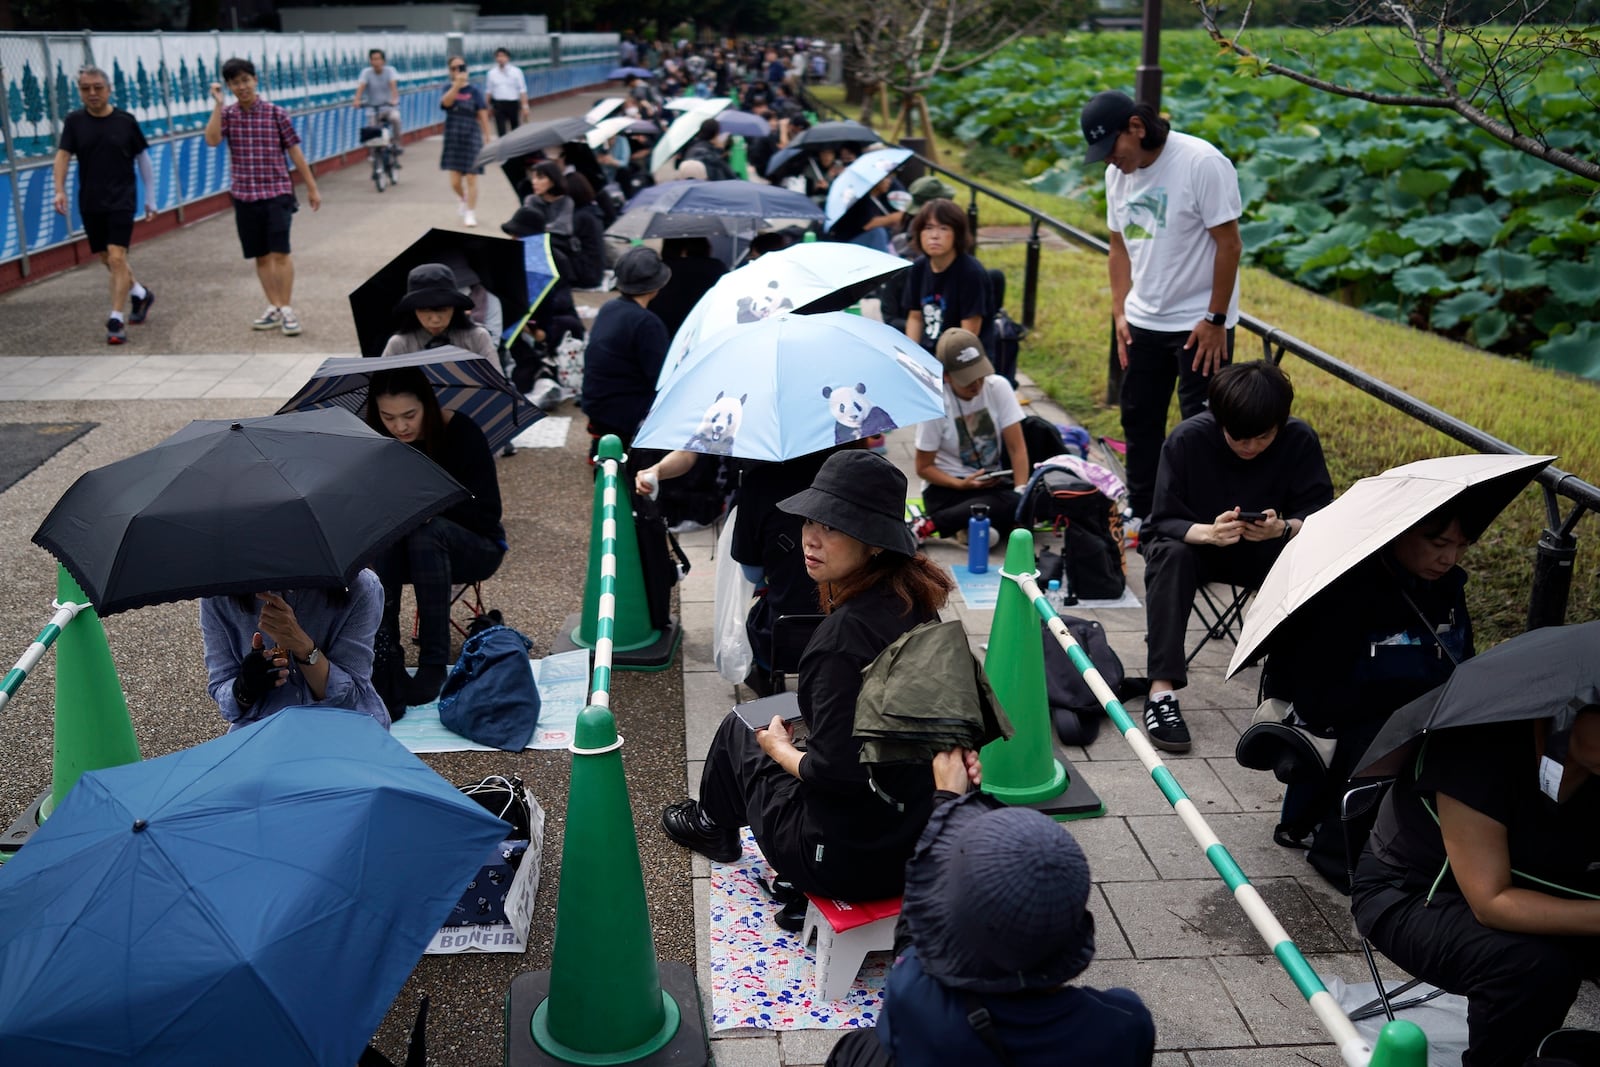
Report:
219,99,300,201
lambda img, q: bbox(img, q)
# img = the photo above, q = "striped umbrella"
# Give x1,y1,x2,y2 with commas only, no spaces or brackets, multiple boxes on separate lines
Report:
277,348,540,455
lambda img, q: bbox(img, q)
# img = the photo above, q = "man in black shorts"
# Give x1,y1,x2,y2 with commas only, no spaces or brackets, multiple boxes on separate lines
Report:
52,65,158,345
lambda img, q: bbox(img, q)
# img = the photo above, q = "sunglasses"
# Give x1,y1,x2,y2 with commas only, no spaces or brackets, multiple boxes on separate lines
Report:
450,64,467,71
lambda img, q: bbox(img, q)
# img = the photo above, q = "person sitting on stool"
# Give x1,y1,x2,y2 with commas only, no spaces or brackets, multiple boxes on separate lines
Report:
913,329,1030,542
1139,360,1332,753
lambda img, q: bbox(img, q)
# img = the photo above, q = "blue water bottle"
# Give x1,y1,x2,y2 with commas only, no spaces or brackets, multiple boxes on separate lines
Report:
967,504,991,573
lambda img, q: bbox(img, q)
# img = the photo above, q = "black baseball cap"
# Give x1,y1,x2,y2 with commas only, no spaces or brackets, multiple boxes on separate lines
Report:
1081,91,1137,164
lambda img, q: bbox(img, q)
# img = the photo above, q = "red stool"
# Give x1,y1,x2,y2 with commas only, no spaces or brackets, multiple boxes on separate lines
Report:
800,894,902,1002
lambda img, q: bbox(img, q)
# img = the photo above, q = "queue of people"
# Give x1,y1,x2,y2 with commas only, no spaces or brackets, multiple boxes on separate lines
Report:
48,44,1598,1065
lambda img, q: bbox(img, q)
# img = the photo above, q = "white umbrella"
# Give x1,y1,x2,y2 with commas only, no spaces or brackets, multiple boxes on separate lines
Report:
586,115,637,150
824,147,913,230
584,97,625,125
658,242,911,388
651,105,726,174
1226,452,1554,677
665,96,731,114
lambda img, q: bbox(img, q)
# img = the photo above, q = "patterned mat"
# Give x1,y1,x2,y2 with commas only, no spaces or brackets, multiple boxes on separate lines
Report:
948,562,1141,611
709,830,889,1031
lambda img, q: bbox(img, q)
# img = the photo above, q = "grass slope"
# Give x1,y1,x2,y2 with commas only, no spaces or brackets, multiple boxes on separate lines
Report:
813,85,1600,642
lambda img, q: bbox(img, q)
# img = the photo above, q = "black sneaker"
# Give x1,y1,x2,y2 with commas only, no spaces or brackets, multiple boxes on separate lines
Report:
661,799,741,864
1143,693,1191,753
773,897,808,934
106,317,127,345
129,289,154,324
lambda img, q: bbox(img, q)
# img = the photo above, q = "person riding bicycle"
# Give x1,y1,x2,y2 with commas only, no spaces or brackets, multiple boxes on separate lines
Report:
354,48,402,155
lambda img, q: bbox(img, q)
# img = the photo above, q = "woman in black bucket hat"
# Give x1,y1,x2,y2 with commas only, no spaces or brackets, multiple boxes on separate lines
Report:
661,450,955,927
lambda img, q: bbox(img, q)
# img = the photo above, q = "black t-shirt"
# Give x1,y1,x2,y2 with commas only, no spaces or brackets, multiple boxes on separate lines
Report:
901,253,991,353
59,108,149,214
1368,719,1600,897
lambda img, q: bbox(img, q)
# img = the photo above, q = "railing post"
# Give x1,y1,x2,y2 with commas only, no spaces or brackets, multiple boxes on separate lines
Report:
1527,490,1582,630
1022,218,1041,331
966,185,979,238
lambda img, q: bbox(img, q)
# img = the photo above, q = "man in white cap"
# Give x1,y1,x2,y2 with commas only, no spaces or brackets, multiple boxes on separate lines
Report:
1081,90,1243,538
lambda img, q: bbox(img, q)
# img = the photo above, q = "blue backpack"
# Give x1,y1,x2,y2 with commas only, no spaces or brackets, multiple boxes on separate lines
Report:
439,626,540,751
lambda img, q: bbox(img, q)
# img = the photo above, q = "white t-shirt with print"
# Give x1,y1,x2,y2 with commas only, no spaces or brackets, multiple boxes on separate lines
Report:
1104,130,1242,332
913,375,1025,488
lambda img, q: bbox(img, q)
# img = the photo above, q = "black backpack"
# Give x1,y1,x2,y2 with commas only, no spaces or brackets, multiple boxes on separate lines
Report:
1040,616,1124,747
1019,466,1126,601
630,486,691,631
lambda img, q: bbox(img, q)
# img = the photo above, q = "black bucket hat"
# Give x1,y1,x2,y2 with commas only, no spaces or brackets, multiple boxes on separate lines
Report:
777,450,916,557
613,245,673,295
1234,698,1336,785
501,206,548,238
394,263,473,314
901,792,1096,993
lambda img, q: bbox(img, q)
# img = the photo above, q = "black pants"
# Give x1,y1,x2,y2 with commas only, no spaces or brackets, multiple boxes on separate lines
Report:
922,484,1022,540
376,516,504,667
1140,536,1276,688
1120,325,1234,519
491,99,521,136
825,1028,892,1067
1353,860,1600,1067
697,709,815,886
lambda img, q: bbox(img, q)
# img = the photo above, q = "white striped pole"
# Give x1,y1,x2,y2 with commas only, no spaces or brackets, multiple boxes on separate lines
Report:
588,451,621,708
0,598,91,719
1003,568,1382,1067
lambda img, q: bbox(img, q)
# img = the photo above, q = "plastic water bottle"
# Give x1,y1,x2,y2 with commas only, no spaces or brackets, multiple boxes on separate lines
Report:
967,505,990,574
1045,579,1063,614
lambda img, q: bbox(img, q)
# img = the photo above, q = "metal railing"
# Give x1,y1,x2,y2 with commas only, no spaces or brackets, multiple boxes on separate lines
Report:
801,85,1597,628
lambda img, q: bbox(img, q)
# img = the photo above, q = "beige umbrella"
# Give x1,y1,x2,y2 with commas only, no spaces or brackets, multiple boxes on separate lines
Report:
1226,452,1554,678
650,103,728,174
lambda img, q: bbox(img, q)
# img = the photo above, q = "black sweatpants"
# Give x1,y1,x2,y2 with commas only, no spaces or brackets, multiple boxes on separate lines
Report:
1353,861,1600,1067
491,98,521,136
1120,324,1234,520
1140,536,1276,688
697,709,814,887
922,484,1023,540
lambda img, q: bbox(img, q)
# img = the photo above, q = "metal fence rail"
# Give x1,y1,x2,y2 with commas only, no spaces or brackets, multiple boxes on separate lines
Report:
0,28,618,272
799,86,1596,627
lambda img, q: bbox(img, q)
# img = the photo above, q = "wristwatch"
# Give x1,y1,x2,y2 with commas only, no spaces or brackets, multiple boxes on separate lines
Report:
1203,311,1227,327
297,645,323,666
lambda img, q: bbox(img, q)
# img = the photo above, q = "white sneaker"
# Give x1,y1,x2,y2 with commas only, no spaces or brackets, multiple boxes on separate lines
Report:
457,198,468,217
463,210,477,227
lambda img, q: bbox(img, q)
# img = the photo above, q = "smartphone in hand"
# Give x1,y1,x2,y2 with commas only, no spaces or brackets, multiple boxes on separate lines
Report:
981,469,1014,483
734,691,802,731
1237,510,1269,523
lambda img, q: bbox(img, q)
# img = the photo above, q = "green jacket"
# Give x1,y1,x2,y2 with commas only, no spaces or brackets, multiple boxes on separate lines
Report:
854,620,1014,764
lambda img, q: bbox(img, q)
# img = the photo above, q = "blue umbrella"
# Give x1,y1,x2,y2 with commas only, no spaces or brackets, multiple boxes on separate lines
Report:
634,311,947,462
825,147,913,230
0,707,508,1067
278,347,540,456
658,241,911,387
715,109,774,140
608,66,654,79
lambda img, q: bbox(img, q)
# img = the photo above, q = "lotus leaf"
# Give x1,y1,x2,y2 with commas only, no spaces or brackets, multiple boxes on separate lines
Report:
1430,290,1499,329
1533,322,1600,380
1476,250,1548,292
1480,149,1558,198
1472,309,1512,348
1393,265,1459,296
1549,262,1600,307
1395,168,1454,198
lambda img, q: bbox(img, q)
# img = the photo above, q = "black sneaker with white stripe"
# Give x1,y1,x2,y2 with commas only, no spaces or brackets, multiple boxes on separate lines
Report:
1143,693,1191,753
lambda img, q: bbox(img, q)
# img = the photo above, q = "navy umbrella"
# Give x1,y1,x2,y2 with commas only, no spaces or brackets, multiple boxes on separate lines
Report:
714,109,772,140
0,707,508,1067
616,179,821,221
788,120,879,151
609,66,655,79
31,409,468,615
278,347,540,456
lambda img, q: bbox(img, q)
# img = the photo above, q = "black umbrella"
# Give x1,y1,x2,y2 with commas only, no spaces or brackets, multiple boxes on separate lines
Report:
31,409,468,615
787,121,879,151
1355,620,1600,778
348,229,528,357
474,115,591,170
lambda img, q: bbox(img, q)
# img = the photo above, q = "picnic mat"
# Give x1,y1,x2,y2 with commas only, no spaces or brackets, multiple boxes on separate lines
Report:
710,829,887,1031
391,647,590,752
948,563,1141,611
510,415,571,449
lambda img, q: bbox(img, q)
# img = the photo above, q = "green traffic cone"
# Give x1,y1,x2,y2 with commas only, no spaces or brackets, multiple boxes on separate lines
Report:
518,706,705,1064
802,231,817,243
562,436,680,670
728,135,748,180
44,565,140,819
1368,1020,1429,1066
979,529,1067,805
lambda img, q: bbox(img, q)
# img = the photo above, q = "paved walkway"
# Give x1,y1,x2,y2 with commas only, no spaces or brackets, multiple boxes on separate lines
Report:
5,99,1597,1066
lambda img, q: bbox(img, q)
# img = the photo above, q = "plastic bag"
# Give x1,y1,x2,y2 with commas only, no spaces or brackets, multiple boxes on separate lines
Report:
714,506,756,685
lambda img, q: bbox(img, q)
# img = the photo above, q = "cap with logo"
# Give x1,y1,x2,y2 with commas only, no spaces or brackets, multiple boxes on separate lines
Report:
935,328,995,388
1080,90,1137,164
